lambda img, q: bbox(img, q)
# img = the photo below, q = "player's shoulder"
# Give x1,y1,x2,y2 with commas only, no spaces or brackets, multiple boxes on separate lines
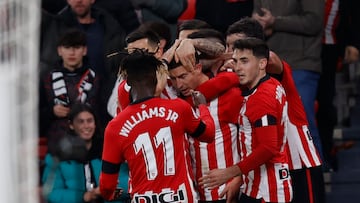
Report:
253,76,285,104
258,76,283,92
107,113,126,130
224,86,242,96
118,80,130,92
217,86,242,104
163,97,191,108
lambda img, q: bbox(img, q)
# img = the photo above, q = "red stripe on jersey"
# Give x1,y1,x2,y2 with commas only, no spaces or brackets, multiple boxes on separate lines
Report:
306,169,314,203
267,166,278,202
207,139,220,199
249,169,261,198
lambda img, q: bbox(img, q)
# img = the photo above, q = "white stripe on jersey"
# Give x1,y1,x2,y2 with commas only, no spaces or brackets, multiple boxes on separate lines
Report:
259,165,269,200
261,115,269,126
124,82,131,92
287,122,304,167
211,99,226,169
274,164,288,202
241,115,253,158
230,124,241,164
183,140,199,203
199,141,212,200
287,121,322,169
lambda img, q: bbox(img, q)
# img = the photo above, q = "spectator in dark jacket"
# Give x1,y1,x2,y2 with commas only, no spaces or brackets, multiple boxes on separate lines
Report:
39,29,100,155
40,0,127,129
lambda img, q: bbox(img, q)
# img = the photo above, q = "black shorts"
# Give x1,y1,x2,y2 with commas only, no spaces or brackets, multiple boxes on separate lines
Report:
238,193,291,203
290,165,325,203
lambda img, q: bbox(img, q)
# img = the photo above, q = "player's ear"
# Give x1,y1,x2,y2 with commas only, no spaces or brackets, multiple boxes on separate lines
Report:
259,58,268,70
194,63,202,72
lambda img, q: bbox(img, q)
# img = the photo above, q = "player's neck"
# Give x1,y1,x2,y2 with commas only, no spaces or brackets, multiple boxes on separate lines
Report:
130,87,156,103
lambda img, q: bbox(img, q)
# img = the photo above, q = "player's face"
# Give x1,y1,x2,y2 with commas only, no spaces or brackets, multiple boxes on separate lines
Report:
67,0,94,18
226,33,247,53
57,45,87,71
169,65,199,97
232,48,266,89
70,111,96,142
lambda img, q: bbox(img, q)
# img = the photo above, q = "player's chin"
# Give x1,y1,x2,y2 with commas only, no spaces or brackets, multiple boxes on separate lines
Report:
181,89,191,97
238,75,246,81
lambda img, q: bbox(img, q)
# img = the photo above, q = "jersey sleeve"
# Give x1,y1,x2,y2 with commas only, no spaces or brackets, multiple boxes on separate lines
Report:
278,61,292,89
237,123,280,174
117,80,131,112
107,78,121,118
182,101,215,143
197,71,239,101
100,121,124,200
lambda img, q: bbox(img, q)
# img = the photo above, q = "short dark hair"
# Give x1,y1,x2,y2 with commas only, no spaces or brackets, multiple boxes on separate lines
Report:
178,19,211,32
57,29,87,47
68,103,96,124
125,29,160,51
68,103,101,138
66,103,103,161
226,17,265,40
233,38,269,60
167,59,184,71
138,21,171,50
121,50,162,86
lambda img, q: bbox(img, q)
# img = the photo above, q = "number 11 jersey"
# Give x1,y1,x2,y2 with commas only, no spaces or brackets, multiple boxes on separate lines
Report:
100,97,215,203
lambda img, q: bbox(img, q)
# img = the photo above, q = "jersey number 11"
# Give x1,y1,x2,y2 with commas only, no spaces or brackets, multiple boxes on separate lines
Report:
134,126,175,180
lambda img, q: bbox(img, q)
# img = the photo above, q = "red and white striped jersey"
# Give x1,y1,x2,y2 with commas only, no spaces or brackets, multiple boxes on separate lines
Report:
188,80,243,201
117,79,178,113
237,75,293,202
281,61,322,169
100,97,215,203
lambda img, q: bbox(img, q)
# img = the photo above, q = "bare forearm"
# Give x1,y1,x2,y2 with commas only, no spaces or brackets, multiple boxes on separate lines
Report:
192,38,225,58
